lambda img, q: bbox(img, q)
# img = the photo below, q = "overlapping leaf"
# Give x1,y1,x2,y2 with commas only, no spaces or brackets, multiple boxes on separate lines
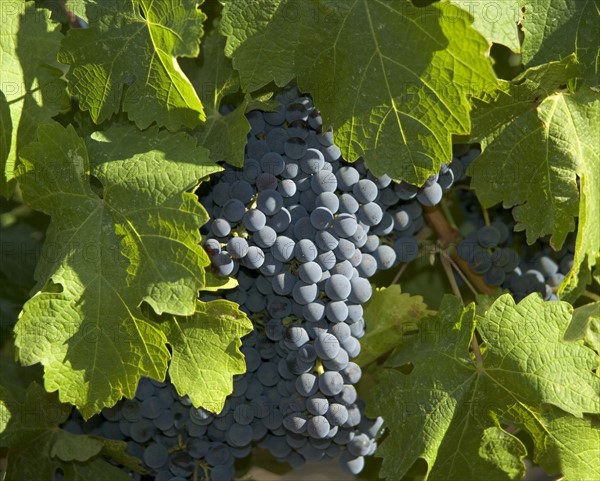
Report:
451,0,522,53
182,28,251,167
520,0,600,86
58,0,206,130
507,404,600,479
357,285,432,366
159,300,252,413
368,294,600,480
219,0,497,185
467,56,597,252
0,382,140,481
14,122,219,417
0,1,68,197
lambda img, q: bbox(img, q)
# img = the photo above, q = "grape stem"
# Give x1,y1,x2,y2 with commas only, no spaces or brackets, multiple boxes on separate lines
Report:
422,205,496,295
583,290,600,302
440,250,484,368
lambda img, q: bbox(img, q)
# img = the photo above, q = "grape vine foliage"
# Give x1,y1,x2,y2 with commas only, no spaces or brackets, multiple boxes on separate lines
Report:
0,1,598,481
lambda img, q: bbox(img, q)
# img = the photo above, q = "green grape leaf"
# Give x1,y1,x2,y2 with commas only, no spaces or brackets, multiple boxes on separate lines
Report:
0,378,141,481
565,302,600,353
468,56,596,249
0,1,68,197
368,294,600,480
61,458,135,481
451,0,522,53
159,300,253,413
507,404,600,479
558,88,600,299
357,285,433,367
182,28,251,167
219,0,497,185
14,122,219,418
65,0,88,22
520,0,600,86
0,382,70,480
58,0,206,130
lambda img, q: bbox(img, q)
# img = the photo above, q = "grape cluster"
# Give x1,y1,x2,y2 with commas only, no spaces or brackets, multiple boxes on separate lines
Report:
196,86,434,476
454,176,576,302
504,239,575,302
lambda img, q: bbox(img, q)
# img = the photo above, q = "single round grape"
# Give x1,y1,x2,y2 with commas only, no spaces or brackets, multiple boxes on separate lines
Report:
341,335,361,358
278,178,297,197
203,238,221,256
357,202,383,226
307,415,331,439
267,207,292,232
243,209,266,231
299,148,325,174
326,403,349,426
303,301,326,322
257,189,283,215
260,152,285,176
335,385,358,405
242,159,261,183
356,253,377,277
143,442,169,469
352,179,378,203
222,198,246,223
484,266,506,286
311,170,338,193
227,237,248,259
325,301,349,323
284,326,310,350
243,246,265,269
333,213,358,238
212,182,231,206
315,192,339,213
373,245,396,270
257,362,279,387
336,166,360,191
310,206,334,230
264,103,286,125
295,239,318,262
212,252,235,276
469,248,492,274
325,274,352,301
335,238,356,261
339,193,359,214
296,373,319,397
315,332,341,360
341,362,362,384
535,255,559,276
416,182,443,206
256,172,278,191
318,371,344,396
292,281,318,305
283,413,308,434
323,348,349,371
272,236,296,262
226,422,253,447
211,218,231,237
299,261,323,284
477,225,501,248
306,394,329,416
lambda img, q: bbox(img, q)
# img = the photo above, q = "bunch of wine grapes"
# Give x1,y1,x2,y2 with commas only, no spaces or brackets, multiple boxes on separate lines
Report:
454,187,575,301
57,89,504,481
